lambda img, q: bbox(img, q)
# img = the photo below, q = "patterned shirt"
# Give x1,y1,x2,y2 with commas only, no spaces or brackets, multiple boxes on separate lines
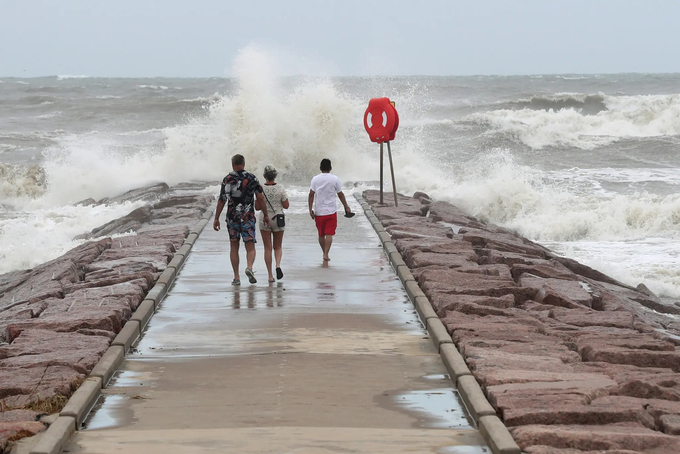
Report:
219,170,263,222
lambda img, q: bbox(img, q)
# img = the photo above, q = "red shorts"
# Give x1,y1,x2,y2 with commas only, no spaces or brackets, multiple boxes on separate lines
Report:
315,213,337,236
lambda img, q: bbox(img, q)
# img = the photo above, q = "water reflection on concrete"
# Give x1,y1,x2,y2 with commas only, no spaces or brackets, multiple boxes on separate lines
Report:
83,395,129,431
231,284,285,309
395,388,473,429
438,445,491,454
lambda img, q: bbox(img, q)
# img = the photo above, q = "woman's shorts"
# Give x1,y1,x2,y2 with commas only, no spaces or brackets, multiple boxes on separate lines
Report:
259,215,284,232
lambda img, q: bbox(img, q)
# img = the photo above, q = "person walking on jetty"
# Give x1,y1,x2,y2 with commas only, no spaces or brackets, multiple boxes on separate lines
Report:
308,158,353,262
257,165,289,283
214,154,269,285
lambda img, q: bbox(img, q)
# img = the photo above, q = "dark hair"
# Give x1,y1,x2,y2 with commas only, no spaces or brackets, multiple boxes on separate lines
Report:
320,158,332,171
231,154,245,166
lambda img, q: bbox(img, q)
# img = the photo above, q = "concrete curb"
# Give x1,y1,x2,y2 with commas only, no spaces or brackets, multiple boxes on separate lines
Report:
439,343,472,386
129,299,155,330
111,319,140,352
89,345,124,386
29,416,76,454
479,416,522,454
144,283,167,309
388,251,405,268
156,266,177,287
190,218,209,235
414,296,438,322
176,243,192,257
383,241,398,255
355,193,521,454
426,317,454,351
404,280,425,301
457,375,497,421
183,232,199,245
396,265,415,285
60,377,102,427
167,253,186,271
34,213,210,454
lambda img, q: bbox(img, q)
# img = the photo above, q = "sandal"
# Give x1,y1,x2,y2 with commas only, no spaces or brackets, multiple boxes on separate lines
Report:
276,267,283,280
245,268,257,284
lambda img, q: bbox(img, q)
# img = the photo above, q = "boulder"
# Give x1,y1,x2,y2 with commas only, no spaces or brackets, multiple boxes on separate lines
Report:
660,414,680,435
0,421,46,452
461,340,580,364
0,329,110,374
0,364,84,408
97,182,169,205
550,309,635,330
520,275,593,308
511,260,578,281
581,346,680,372
419,268,532,301
0,410,39,422
6,307,127,341
510,423,680,453
429,293,515,316
502,398,648,427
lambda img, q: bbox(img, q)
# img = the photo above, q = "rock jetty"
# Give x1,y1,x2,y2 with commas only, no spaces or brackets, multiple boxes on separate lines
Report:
0,183,213,452
364,189,680,454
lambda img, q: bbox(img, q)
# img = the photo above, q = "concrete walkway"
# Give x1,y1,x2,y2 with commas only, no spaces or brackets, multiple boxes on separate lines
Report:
66,192,489,454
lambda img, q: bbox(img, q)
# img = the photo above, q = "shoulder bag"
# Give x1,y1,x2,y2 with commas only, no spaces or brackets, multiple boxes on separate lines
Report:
263,190,285,228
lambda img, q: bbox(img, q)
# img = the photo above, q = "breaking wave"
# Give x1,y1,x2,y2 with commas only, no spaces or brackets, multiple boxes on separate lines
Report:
466,93,680,150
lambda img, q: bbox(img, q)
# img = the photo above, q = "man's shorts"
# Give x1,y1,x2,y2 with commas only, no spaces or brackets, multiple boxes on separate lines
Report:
315,212,337,236
227,217,257,242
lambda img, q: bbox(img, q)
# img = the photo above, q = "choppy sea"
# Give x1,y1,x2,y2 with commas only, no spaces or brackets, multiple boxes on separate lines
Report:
1,49,678,301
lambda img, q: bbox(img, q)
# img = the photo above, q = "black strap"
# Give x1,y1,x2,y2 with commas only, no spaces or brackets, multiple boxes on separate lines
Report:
262,189,277,216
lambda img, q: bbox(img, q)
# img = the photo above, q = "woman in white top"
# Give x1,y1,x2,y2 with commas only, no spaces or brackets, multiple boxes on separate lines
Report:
257,165,289,282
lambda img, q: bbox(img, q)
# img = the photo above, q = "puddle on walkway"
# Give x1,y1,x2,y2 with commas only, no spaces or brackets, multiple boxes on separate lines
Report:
81,395,131,431
393,385,474,430
438,445,491,454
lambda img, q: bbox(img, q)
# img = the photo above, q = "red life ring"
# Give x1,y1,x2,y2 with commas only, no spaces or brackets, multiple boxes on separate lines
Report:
364,97,398,143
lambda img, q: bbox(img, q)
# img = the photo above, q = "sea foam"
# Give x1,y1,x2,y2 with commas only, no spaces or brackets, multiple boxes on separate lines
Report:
466,93,680,150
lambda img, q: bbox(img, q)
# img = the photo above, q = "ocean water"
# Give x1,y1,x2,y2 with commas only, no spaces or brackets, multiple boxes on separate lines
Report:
1,49,679,301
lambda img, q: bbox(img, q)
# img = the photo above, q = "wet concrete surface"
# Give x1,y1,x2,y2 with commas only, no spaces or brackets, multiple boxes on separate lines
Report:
67,192,490,453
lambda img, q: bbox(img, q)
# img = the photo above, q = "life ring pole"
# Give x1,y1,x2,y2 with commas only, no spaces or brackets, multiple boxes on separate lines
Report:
380,142,384,205
387,141,398,207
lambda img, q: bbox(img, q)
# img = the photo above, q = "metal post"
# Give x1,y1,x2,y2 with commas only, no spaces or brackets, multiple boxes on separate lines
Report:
386,141,398,207
379,142,384,204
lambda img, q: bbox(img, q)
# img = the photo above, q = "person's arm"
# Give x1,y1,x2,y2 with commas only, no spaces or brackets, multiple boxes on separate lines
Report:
255,192,270,225
281,187,289,209
337,191,351,215
308,190,315,219
213,199,225,231
335,176,351,215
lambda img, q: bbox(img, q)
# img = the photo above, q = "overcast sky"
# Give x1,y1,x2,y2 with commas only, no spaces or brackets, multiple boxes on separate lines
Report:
1,0,679,77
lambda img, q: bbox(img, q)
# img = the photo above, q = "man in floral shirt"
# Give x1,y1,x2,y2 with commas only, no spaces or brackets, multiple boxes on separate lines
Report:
214,154,269,285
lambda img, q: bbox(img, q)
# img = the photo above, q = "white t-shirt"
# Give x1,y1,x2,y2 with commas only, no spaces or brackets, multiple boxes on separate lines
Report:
310,172,343,216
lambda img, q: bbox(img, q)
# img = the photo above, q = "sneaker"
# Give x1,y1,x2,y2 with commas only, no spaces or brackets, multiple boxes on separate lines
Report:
276,267,284,280
231,279,241,286
245,268,257,284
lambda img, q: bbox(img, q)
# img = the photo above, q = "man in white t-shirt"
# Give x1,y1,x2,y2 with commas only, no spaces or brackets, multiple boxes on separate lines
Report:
308,158,352,262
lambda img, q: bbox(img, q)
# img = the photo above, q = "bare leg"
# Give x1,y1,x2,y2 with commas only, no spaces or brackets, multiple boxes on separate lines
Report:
230,240,240,280
244,240,256,271
318,235,325,256
323,234,333,261
260,230,274,281
273,231,284,268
